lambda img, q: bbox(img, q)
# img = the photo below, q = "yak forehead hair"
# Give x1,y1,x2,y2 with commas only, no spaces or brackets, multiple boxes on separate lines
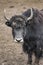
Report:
10,15,26,22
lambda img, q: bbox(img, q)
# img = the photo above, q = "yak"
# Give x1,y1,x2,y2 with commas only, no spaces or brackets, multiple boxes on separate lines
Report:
4,8,43,65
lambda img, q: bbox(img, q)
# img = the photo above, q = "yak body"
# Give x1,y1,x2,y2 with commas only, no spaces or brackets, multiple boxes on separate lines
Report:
5,8,43,65
22,9,43,65
22,8,43,52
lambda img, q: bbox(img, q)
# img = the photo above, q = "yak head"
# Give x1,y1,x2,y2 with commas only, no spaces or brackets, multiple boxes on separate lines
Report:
4,8,34,43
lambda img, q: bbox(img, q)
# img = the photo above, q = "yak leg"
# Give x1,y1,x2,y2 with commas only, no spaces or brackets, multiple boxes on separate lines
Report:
34,56,40,65
34,48,42,65
27,52,32,65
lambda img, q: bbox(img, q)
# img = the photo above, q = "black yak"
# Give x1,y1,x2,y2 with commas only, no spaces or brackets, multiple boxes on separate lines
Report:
5,8,43,65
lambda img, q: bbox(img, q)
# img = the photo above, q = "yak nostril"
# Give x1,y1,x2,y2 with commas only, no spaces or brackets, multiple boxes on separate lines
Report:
16,39,21,42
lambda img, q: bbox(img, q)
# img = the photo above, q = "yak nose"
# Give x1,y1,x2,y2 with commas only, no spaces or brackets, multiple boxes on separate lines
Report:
14,38,23,43
16,39,21,42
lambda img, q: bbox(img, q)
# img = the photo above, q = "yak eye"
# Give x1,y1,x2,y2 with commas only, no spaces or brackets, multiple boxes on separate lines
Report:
18,26,21,29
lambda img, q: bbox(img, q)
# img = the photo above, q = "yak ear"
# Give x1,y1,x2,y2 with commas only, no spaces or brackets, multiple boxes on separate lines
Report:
5,21,12,27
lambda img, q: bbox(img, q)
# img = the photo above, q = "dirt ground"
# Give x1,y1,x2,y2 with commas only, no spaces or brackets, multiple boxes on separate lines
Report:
0,0,43,65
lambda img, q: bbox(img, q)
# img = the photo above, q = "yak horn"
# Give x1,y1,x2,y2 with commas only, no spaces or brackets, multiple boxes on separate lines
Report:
27,8,33,21
4,9,10,21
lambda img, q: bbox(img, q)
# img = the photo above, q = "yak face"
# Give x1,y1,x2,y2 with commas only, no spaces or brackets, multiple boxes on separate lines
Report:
5,15,27,43
5,8,33,43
